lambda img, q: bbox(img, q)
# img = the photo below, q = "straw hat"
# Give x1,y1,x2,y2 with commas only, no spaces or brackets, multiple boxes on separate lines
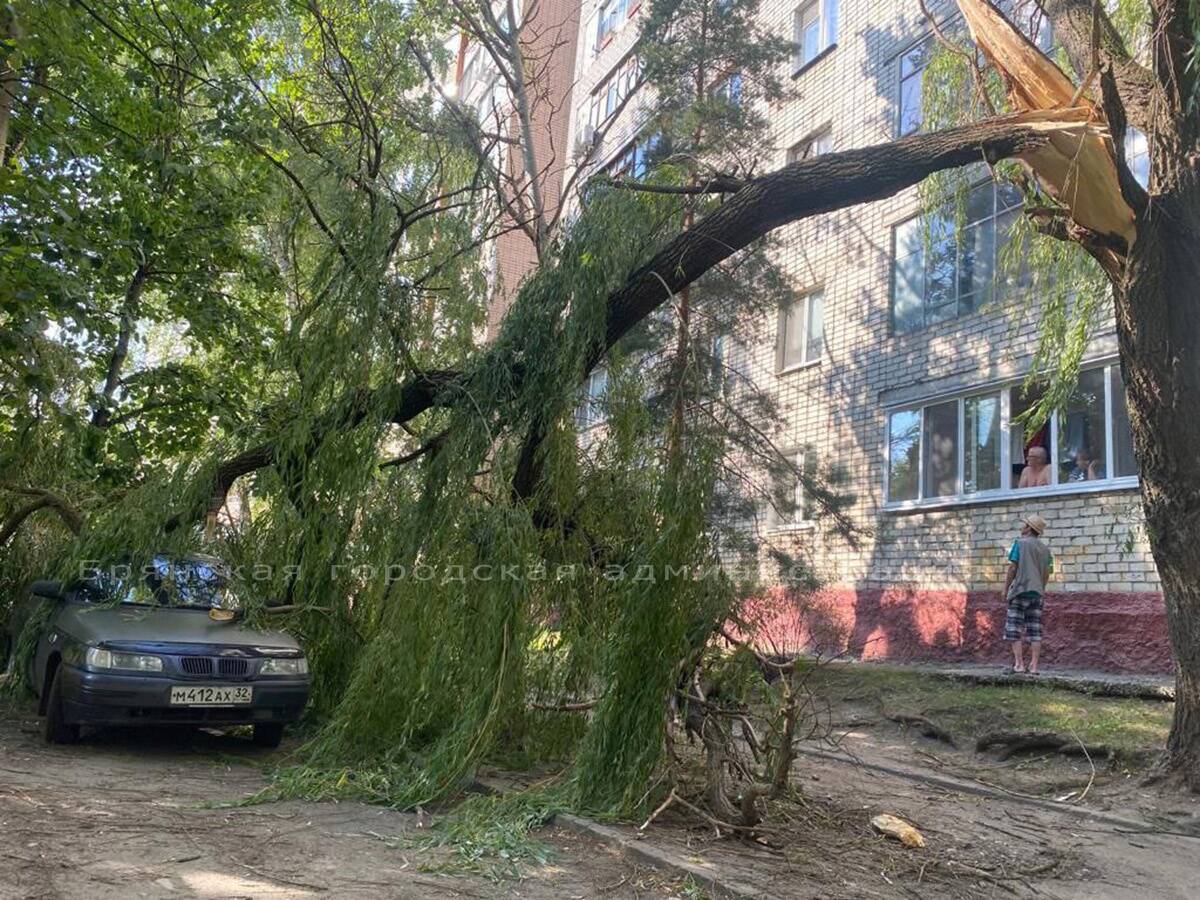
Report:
1022,513,1048,535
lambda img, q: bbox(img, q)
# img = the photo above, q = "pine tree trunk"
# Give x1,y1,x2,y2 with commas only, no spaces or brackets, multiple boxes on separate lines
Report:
1114,158,1200,787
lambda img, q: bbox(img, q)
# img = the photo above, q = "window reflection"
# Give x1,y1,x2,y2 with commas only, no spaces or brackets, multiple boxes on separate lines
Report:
1058,367,1107,482
922,400,959,497
888,410,921,501
1111,368,1138,477
964,394,1001,493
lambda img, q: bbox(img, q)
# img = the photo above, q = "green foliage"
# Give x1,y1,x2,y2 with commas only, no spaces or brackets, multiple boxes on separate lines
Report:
405,791,562,881
1,0,838,835
638,0,793,170
916,14,1128,432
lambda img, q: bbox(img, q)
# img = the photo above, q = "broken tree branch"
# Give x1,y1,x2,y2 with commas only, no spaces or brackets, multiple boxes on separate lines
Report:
183,118,1055,526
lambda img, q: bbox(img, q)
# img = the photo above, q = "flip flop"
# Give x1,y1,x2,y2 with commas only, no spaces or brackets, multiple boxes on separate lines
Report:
1008,665,1026,674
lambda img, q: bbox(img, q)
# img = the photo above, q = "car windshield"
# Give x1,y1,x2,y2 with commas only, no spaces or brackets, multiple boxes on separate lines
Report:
84,556,241,611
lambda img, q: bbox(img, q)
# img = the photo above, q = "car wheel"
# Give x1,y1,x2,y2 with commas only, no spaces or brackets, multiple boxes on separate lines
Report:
251,723,285,748
44,667,80,745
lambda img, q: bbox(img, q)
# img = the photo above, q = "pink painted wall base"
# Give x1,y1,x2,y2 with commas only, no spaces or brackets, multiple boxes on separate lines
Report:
743,588,1172,675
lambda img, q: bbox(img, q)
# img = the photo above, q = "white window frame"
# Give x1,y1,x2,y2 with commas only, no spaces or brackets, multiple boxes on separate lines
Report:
786,127,832,164
596,0,632,51
890,177,1025,334
575,367,609,431
883,360,1140,511
590,55,638,128
777,289,825,374
770,450,817,531
793,0,838,73
896,37,931,138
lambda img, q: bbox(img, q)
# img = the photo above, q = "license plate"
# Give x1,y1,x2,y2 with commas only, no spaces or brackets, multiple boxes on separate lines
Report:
169,685,252,706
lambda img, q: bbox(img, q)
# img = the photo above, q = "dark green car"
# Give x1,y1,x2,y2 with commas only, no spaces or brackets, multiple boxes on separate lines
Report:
8,555,309,748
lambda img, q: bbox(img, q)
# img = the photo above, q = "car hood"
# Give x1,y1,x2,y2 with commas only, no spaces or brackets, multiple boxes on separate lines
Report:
56,603,301,652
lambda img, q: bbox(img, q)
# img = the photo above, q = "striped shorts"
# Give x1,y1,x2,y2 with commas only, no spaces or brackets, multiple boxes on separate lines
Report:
1005,592,1044,642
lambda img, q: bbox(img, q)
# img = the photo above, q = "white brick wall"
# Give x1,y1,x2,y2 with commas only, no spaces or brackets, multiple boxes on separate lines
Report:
564,0,1160,595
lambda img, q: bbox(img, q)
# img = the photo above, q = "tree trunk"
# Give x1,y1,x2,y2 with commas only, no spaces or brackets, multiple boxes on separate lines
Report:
91,266,149,427
1115,162,1200,787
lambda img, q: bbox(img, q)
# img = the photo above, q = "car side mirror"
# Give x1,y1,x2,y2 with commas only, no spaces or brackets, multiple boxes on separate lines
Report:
30,580,66,601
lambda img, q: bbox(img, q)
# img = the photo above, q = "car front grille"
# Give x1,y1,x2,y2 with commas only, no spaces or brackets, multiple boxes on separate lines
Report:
178,655,251,678
218,658,249,677
180,656,212,675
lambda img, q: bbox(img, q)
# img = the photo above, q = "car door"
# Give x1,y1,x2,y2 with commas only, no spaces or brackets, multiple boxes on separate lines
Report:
20,581,67,697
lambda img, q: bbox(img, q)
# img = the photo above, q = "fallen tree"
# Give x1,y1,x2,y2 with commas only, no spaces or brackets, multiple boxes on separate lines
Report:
186,0,1199,791
4,0,1198,812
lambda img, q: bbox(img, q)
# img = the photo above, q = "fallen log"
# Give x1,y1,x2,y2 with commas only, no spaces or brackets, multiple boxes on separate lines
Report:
975,730,1112,761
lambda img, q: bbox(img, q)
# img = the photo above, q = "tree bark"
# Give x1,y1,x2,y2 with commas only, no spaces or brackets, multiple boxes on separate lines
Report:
1116,171,1200,788
1037,0,1156,132
189,118,1053,520
0,11,19,162
0,487,83,545
91,265,149,428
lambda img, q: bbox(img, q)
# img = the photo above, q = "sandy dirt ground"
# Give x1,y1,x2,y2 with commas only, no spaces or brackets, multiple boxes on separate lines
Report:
0,705,684,900
597,709,1200,900
4,695,1200,900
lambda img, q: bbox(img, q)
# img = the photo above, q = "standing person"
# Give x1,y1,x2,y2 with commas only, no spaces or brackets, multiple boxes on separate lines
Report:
1003,514,1053,674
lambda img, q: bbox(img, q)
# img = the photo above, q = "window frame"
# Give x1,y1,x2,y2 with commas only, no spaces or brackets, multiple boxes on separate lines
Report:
882,360,1139,510
769,449,818,531
792,0,838,74
776,288,826,374
574,367,609,431
896,36,931,138
589,54,639,129
889,177,1025,334
786,126,833,164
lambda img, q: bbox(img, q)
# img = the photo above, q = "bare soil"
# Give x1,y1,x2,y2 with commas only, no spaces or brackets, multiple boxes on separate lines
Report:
4,677,1200,900
599,672,1200,899
0,702,684,899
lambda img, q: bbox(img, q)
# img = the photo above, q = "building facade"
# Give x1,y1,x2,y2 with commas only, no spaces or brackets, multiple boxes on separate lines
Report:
551,0,1169,674
446,0,581,338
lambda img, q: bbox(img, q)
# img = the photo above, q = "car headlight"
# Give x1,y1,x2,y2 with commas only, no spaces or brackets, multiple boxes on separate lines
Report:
86,647,163,672
259,656,308,676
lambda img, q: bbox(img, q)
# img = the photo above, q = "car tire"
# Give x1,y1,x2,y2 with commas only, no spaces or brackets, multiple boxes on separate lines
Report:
251,723,285,748
44,667,80,745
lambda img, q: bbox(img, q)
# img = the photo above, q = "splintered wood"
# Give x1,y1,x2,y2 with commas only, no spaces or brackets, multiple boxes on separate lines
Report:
956,0,1136,246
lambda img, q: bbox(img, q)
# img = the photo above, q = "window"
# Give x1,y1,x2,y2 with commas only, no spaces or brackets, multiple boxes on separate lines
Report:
793,0,838,71
891,179,1025,333
922,399,959,498
885,364,1139,505
887,409,921,502
1057,367,1107,483
608,133,659,179
596,0,629,48
588,57,638,129
771,450,817,526
786,128,832,164
777,290,824,371
574,367,609,430
1110,368,1137,477
963,393,1001,493
713,72,743,105
1124,127,1150,189
897,39,931,137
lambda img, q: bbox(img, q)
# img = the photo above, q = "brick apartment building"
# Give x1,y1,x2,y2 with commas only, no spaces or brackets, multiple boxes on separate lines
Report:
447,0,581,338
451,0,1167,674
553,0,1168,674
